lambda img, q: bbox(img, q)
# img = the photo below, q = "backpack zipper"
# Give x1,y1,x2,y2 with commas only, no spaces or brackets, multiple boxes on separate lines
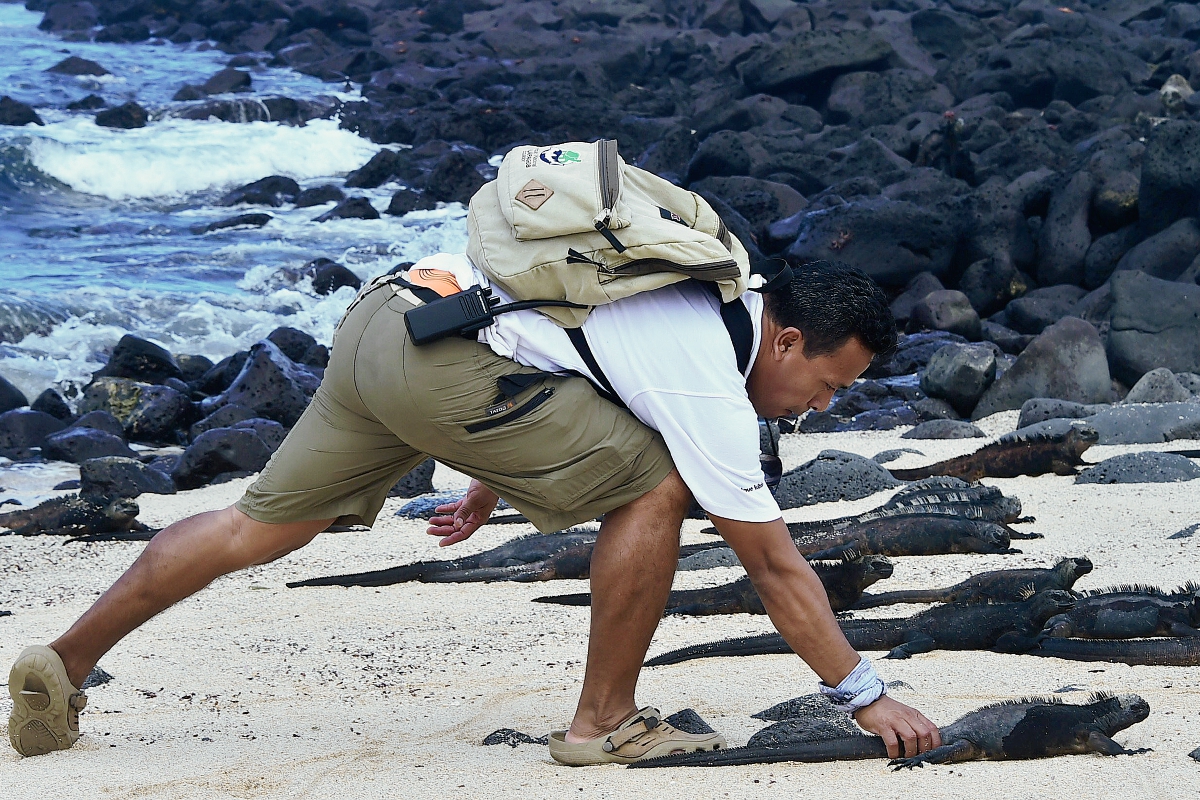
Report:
606,257,741,282
593,139,626,252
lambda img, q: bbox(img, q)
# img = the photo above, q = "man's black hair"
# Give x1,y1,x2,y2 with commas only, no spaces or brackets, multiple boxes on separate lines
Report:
763,260,897,357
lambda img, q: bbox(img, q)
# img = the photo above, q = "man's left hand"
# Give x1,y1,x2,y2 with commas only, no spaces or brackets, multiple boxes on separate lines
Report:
426,479,499,546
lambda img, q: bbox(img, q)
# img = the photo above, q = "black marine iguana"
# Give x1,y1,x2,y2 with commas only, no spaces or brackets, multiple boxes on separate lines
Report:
888,425,1099,482
288,528,599,587
854,557,1093,609
0,494,144,537
626,693,1151,769
532,554,895,615
790,514,1028,561
1040,584,1200,639
1027,637,1200,666
643,590,1075,666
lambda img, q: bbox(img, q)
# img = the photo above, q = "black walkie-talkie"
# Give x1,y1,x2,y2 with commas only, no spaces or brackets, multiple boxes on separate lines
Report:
403,285,588,345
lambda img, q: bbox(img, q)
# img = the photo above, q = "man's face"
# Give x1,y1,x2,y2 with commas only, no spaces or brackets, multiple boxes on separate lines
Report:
746,329,875,420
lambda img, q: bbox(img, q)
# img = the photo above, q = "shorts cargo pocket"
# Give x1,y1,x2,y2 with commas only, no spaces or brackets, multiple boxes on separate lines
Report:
464,386,556,433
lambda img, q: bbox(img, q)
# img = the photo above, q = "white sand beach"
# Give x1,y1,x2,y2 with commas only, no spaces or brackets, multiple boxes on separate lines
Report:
2,411,1200,800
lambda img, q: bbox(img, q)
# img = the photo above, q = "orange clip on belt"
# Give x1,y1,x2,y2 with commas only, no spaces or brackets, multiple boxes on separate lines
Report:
407,268,463,298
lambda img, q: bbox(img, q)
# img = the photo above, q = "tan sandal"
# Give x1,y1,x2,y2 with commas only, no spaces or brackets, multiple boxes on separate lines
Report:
8,645,87,757
548,707,725,766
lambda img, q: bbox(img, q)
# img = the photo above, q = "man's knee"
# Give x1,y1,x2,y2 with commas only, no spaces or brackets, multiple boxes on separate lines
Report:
224,507,332,566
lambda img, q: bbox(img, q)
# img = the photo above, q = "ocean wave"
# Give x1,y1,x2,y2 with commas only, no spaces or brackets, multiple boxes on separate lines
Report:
17,115,379,200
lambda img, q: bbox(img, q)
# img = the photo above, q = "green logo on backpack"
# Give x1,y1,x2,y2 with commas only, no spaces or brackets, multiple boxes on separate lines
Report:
540,148,581,166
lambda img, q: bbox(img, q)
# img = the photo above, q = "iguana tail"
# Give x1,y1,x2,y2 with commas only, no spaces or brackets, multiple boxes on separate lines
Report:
1029,637,1200,666
644,633,789,667
531,592,591,606
854,589,947,608
626,736,889,767
286,561,449,588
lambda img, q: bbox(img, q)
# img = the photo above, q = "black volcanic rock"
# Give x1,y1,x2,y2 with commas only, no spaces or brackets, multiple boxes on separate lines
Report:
38,2,99,31
95,335,183,385
295,184,344,208
95,101,147,129
0,409,65,459
266,327,317,363
1138,120,1200,235
43,427,137,463
193,213,272,234
300,257,362,295
172,428,272,489
30,388,73,421
80,456,176,499
201,68,252,95
739,29,894,96
0,374,28,414
1114,217,1200,281
315,197,379,222
47,56,109,76
0,97,43,127
424,150,485,204
219,176,300,207
67,94,106,111
1107,271,1200,384
212,340,321,427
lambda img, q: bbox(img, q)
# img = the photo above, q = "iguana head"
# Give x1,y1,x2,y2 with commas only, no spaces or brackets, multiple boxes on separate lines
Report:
1057,556,1094,584
1091,692,1150,735
970,521,1011,551
1025,589,1077,625
1066,425,1100,455
105,497,140,523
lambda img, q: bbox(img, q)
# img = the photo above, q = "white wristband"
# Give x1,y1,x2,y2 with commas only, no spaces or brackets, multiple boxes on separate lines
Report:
818,656,887,713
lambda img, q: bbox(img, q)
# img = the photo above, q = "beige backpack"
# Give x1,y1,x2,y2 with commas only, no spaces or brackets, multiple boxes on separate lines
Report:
466,139,752,327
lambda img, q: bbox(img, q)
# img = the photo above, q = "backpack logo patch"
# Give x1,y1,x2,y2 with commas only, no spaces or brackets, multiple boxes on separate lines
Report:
515,179,554,210
539,148,581,166
659,207,686,225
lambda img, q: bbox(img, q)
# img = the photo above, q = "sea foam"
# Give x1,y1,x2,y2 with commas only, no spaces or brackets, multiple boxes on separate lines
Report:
24,116,379,200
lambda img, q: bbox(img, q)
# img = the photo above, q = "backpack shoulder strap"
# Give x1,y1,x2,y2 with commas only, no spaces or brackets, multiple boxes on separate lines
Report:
564,328,627,409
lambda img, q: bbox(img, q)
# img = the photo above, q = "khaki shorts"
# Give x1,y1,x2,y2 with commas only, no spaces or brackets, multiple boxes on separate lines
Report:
234,281,674,533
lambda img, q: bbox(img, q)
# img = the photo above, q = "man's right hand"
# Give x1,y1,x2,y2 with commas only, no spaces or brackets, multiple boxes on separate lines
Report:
426,480,499,546
853,695,942,758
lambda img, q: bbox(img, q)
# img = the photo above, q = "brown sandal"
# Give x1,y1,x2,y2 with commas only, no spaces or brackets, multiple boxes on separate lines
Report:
548,707,725,766
8,645,87,757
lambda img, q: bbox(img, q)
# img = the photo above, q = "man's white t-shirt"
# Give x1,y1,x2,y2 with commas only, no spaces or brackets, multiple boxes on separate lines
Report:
412,252,782,523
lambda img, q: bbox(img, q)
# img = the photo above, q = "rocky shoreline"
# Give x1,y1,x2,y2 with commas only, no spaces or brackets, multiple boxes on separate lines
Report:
4,0,1200,501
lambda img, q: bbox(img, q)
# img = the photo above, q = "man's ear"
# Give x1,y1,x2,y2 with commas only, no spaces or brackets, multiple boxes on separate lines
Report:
776,327,803,359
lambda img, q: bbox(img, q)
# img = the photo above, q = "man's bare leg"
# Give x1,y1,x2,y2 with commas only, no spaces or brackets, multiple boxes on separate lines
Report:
49,507,334,688
566,469,691,741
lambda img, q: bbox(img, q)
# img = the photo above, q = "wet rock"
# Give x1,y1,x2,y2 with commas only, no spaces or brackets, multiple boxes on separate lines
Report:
1138,120,1200,235
0,409,66,459
38,3,99,32
1076,453,1200,485
902,419,986,439
232,418,286,452
888,272,943,327
94,335,183,385
193,352,248,396
739,29,894,95
266,327,317,363
687,130,751,181
46,56,108,76
972,317,1113,419
294,185,344,208
1178,372,1200,395
301,344,328,368
213,340,321,427
1121,368,1194,405
386,187,436,215
1114,217,1200,281
219,176,300,207
907,290,982,341
1107,271,1200,384
0,96,43,127
172,85,205,102
42,428,137,463
1005,284,1088,336
425,150,486,204
0,374,28,414
388,458,436,498
315,197,379,222
174,354,213,383
1037,170,1093,286
344,149,409,189
920,343,996,415
95,102,148,129
826,69,954,128
95,21,149,43
172,428,272,490
30,389,72,421
190,404,257,441
785,198,956,287
192,213,272,234
690,176,806,232
302,258,362,294
66,95,106,111
201,68,252,95
774,450,900,509
69,410,125,438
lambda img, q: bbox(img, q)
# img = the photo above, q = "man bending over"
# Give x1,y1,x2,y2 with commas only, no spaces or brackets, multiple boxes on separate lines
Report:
9,258,940,765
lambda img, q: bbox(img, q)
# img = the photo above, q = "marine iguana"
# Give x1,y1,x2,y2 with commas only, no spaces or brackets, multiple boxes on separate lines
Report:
1040,584,1200,639
532,554,895,615
626,693,1151,769
888,425,1099,482
643,590,1076,666
288,528,599,587
0,494,144,536
854,557,1093,609
1027,637,1200,666
791,514,1025,561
